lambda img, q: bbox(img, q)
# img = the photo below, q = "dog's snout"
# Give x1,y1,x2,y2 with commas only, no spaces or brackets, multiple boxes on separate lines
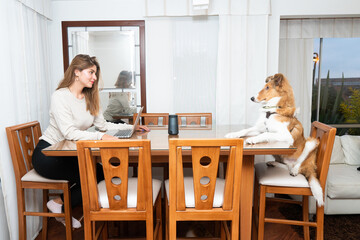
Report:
251,97,255,102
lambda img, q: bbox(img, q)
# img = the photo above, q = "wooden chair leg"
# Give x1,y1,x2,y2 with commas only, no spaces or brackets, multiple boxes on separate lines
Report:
168,215,176,240
42,189,49,240
92,221,96,239
302,196,310,240
220,222,226,240
231,217,239,240
316,205,325,240
147,217,154,240
155,194,162,240
257,185,266,240
253,177,260,220
83,217,92,240
62,184,73,240
165,196,169,240
18,188,26,240
102,222,108,240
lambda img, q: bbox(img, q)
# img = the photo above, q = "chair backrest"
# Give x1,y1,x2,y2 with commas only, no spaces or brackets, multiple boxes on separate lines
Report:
309,121,336,189
169,138,243,211
176,113,212,126
133,113,169,126
6,121,42,180
76,140,153,212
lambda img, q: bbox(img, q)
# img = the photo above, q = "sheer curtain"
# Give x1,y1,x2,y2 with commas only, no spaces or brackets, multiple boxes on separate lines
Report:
0,0,52,239
216,15,269,125
145,17,219,118
172,16,218,115
278,39,313,136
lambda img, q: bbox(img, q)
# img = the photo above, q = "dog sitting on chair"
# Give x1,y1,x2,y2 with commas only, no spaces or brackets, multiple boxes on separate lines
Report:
225,73,323,206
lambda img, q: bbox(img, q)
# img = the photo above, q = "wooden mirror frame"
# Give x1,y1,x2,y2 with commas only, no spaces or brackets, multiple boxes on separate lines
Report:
61,20,147,113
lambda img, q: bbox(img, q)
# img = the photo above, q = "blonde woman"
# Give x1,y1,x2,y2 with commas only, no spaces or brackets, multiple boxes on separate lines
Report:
32,54,148,228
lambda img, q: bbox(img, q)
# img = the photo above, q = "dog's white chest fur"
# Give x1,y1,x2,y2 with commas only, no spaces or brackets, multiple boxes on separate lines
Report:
224,97,293,145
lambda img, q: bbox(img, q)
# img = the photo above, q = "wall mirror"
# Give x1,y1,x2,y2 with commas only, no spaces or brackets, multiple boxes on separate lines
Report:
62,20,147,122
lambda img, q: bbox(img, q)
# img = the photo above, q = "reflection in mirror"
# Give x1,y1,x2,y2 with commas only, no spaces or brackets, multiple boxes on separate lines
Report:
62,21,146,122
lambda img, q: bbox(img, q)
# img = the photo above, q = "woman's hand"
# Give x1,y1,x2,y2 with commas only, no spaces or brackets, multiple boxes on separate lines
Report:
101,134,118,140
136,125,150,132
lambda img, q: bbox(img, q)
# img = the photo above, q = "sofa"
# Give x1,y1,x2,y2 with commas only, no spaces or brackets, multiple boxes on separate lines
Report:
308,135,360,214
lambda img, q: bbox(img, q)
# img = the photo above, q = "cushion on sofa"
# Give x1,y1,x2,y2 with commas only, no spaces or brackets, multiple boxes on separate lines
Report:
327,164,360,199
330,136,345,164
340,135,360,165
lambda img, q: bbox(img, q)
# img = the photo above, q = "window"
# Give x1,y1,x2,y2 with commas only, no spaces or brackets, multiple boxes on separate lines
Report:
312,38,360,135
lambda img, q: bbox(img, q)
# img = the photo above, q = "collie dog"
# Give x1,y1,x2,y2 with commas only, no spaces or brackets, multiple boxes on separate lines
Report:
225,73,323,206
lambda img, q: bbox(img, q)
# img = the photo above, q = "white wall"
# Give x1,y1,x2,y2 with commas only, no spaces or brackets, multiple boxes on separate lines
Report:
0,182,10,240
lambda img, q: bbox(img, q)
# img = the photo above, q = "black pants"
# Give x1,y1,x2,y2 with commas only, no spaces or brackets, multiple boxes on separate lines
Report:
32,140,104,209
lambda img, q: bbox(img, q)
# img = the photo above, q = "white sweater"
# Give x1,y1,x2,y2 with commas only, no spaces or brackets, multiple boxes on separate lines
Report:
40,88,132,144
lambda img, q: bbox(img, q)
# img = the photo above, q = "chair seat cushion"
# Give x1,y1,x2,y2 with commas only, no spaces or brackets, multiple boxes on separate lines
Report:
98,178,162,208
255,162,309,188
21,169,68,183
327,164,360,199
164,177,225,208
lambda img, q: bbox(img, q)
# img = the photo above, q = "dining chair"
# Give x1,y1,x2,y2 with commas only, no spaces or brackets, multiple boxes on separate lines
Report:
133,113,169,126
6,121,73,240
176,113,212,126
76,139,162,240
253,121,336,240
165,138,244,239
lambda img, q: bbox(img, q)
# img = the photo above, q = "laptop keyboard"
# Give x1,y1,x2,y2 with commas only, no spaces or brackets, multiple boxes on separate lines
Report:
115,128,133,137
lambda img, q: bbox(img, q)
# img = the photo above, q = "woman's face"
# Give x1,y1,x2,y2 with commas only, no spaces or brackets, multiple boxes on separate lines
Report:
76,65,97,88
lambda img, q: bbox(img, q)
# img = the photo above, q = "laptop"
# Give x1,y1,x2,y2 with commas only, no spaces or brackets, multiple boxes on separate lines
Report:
107,107,143,138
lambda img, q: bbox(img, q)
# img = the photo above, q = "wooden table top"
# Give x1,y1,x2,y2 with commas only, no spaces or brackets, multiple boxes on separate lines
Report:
42,125,296,157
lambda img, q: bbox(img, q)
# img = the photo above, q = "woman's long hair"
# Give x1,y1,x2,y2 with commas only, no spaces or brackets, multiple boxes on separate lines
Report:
57,54,101,116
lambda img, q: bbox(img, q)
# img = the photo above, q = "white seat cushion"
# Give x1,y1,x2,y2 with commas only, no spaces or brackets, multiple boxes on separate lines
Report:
21,169,68,183
327,164,360,199
98,178,162,208
255,162,309,188
164,177,225,208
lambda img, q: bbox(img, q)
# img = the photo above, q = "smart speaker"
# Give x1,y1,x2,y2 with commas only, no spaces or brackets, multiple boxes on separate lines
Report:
168,115,179,135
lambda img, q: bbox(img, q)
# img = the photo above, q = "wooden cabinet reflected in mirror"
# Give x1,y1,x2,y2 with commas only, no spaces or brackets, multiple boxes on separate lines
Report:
61,20,147,120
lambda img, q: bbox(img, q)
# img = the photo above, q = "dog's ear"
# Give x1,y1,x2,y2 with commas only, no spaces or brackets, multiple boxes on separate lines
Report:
273,73,284,86
265,76,272,83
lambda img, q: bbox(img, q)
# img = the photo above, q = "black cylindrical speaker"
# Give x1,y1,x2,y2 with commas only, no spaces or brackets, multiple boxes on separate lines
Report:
168,115,179,135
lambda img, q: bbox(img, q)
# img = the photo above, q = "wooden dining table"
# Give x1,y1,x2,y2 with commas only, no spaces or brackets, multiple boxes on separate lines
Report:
42,124,296,240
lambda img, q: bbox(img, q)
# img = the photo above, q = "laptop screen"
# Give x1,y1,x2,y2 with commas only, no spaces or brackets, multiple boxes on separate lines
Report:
132,106,143,130
105,106,144,138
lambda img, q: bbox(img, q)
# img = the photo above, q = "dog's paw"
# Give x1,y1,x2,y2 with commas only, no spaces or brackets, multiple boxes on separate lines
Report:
225,132,242,138
290,165,300,176
245,136,261,144
266,161,276,167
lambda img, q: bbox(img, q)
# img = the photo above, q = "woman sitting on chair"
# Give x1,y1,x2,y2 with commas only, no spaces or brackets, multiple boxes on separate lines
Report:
32,54,148,228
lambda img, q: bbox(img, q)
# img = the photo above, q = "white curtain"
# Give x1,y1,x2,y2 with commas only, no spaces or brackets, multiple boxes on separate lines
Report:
278,39,313,136
216,15,269,125
0,0,52,239
279,18,360,136
172,16,218,115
